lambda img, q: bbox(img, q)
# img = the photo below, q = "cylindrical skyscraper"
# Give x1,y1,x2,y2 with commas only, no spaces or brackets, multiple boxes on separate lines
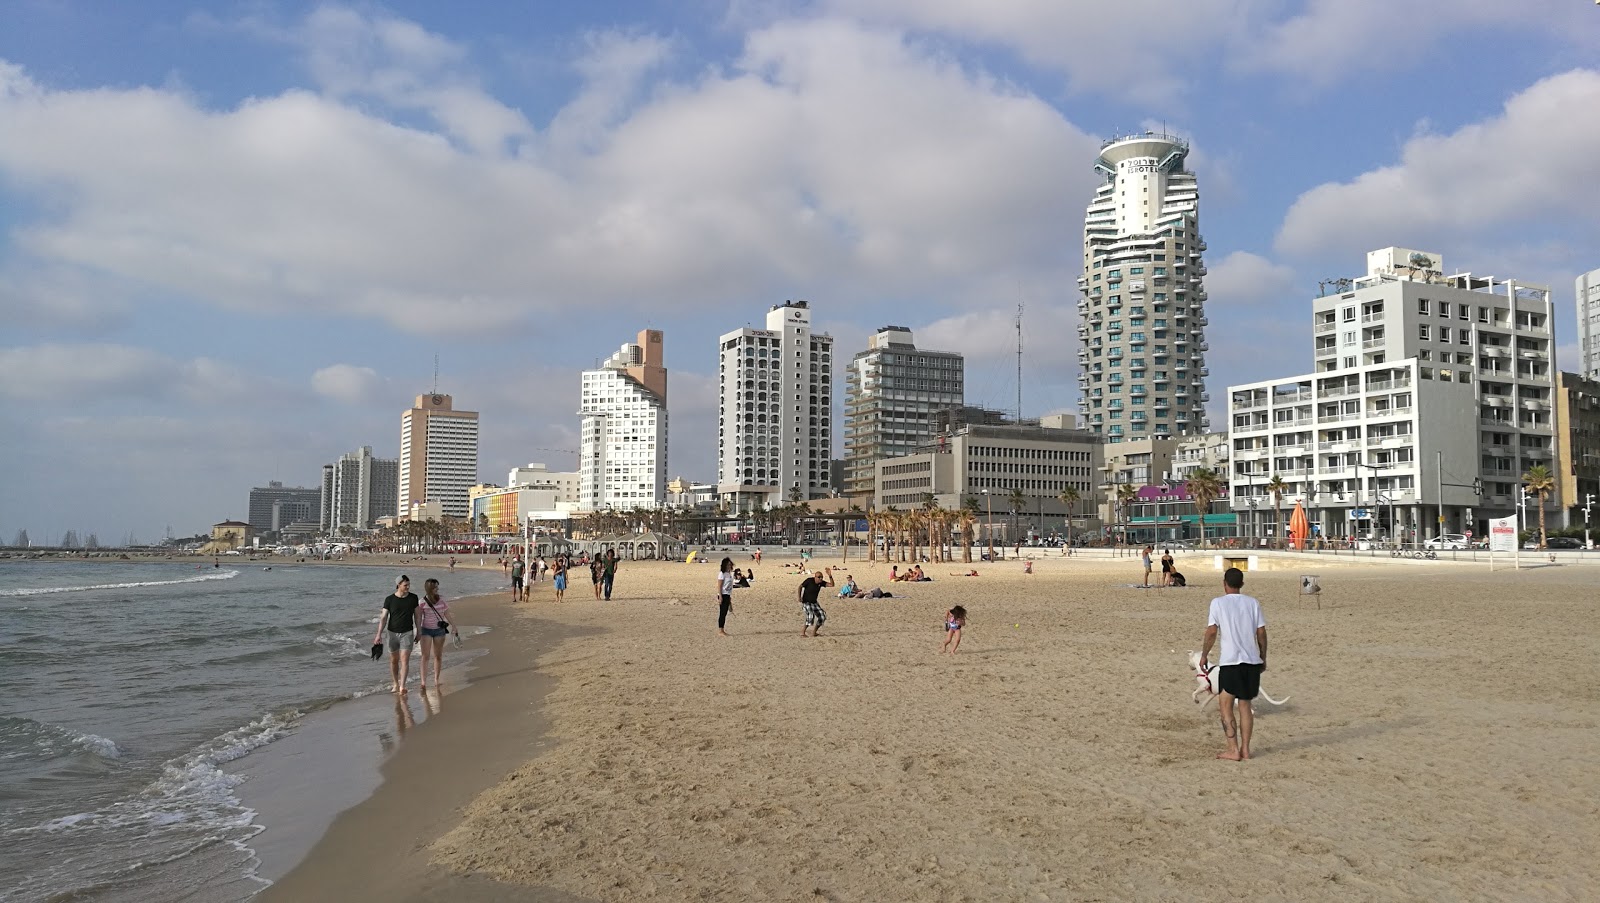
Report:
1076,132,1209,441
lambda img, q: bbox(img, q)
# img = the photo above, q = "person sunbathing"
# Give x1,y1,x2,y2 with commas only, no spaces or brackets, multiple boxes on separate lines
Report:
948,569,980,577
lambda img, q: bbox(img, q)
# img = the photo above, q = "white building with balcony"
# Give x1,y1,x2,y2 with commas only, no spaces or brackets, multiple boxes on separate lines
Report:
717,300,834,509
580,330,668,511
1077,132,1210,441
1229,248,1555,542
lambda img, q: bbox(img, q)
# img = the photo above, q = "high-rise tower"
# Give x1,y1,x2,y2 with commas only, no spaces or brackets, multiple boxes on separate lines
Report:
579,329,669,510
843,327,964,498
1077,132,1210,442
1577,267,1600,381
716,300,834,510
399,393,479,520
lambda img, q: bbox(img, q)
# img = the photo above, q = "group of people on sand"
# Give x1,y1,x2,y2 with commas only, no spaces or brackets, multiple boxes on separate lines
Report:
374,574,461,695
510,550,621,603
1140,546,1187,588
889,564,930,582
713,561,969,654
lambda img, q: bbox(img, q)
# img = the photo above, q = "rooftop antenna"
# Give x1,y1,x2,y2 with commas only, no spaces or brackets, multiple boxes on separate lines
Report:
432,355,439,394
1016,302,1024,423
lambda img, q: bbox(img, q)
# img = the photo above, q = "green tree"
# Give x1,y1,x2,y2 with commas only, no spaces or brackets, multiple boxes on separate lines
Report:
1264,473,1288,549
1114,483,1139,547
1522,464,1555,549
1057,486,1081,548
1007,487,1027,548
1186,468,1226,549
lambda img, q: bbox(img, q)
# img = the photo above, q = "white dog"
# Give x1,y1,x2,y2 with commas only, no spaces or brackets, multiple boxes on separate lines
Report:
1187,650,1288,709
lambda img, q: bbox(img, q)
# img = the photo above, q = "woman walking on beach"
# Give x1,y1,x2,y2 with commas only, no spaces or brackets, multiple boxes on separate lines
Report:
590,556,603,600
602,549,619,601
717,557,735,636
417,578,459,692
552,555,568,602
374,575,420,694
942,605,967,655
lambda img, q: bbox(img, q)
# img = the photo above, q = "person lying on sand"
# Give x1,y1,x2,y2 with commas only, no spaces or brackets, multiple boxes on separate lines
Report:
949,570,980,577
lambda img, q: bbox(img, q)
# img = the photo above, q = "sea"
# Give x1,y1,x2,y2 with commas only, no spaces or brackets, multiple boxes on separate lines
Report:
0,559,509,902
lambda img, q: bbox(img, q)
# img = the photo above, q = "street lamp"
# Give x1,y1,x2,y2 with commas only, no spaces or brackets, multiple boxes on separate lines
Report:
972,489,985,560
1584,493,1595,550
1354,461,1393,544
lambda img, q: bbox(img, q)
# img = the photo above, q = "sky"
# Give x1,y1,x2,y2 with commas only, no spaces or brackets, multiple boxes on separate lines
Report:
2,1,1599,544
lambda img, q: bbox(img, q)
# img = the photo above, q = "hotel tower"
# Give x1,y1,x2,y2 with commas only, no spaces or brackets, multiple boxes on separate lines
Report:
579,329,669,510
1077,132,1210,441
399,393,480,520
717,300,834,509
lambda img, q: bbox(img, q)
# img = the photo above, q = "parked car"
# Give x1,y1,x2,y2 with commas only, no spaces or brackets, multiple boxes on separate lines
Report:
1546,536,1584,550
1424,533,1469,550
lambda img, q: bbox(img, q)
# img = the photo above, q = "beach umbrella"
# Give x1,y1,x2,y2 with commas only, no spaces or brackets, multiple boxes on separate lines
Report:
1288,501,1309,550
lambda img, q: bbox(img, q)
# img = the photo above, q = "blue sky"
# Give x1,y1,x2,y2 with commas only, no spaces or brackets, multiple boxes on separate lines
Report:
3,1,1598,543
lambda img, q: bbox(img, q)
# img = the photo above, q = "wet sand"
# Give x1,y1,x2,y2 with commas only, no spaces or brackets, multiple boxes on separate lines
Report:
270,553,1600,902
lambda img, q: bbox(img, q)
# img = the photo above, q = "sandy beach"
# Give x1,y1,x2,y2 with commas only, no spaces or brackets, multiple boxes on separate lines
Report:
267,551,1600,902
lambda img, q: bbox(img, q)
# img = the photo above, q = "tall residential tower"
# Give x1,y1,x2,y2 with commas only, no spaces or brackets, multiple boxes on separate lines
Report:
843,326,964,498
717,300,834,509
1077,132,1210,442
321,446,399,533
579,329,669,511
399,393,480,520
1577,267,1600,380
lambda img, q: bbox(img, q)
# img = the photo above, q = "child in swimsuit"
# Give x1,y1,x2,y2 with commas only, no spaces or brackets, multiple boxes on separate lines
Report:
941,605,967,655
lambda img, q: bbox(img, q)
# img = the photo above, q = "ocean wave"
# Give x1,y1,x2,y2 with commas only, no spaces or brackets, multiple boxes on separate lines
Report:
0,569,241,596
0,715,123,762
12,711,297,837
314,631,367,657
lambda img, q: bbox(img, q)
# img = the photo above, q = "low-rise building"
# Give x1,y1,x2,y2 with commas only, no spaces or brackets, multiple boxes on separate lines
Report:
508,463,581,505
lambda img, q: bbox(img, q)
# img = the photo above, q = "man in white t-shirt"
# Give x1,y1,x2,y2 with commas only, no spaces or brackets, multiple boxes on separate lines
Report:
1200,567,1269,761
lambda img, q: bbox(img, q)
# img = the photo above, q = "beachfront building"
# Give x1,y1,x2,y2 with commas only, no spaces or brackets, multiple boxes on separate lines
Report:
1577,268,1600,380
320,446,399,534
579,330,668,512
1553,371,1600,530
872,413,1102,544
1076,132,1210,441
843,326,964,499
716,300,834,510
246,481,322,536
508,463,582,505
399,394,480,521
1228,247,1556,542
1174,432,1230,483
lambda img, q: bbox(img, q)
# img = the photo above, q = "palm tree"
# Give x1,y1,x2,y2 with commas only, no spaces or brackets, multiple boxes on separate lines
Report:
959,497,979,563
867,508,879,562
1522,464,1555,549
1007,487,1027,549
1264,474,1288,549
1057,486,1081,548
1186,467,1226,549
1114,483,1139,547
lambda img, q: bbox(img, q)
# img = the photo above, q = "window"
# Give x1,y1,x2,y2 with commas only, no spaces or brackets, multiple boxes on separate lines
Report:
1419,325,1430,341
1440,326,1451,343
1343,307,1356,322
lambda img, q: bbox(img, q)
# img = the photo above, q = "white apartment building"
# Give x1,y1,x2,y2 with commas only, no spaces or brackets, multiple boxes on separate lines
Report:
1077,132,1210,441
843,326,964,498
1577,268,1600,381
1228,248,1555,542
579,330,668,511
1174,432,1230,483
717,300,834,509
508,463,582,505
399,393,479,520
321,445,399,533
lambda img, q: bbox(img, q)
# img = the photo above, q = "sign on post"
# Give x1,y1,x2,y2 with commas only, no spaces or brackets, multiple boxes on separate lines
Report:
1489,515,1518,570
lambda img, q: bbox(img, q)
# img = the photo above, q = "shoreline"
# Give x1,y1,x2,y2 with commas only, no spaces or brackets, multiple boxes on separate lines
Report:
256,590,589,902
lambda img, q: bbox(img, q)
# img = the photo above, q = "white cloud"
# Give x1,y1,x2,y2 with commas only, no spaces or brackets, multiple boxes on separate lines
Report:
311,363,383,404
0,15,1099,336
1205,251,1299,307
1275,70,1600,259
0,343,253,403
827,0,1596,101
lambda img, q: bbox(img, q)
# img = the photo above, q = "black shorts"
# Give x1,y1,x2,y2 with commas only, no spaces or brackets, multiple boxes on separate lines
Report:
1217,663,1263,701
512,576,523,587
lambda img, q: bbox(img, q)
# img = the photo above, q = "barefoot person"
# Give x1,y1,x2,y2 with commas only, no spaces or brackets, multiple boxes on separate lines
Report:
1141,545,1154,587
417,578,459,692
1200,567,1269,761
552,554,568,602
941,605,967,655
798,567,834,637
716,557,735,636
374,575,420,693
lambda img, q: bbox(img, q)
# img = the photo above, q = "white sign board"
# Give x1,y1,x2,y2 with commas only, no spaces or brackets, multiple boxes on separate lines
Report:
1488,515,1518,553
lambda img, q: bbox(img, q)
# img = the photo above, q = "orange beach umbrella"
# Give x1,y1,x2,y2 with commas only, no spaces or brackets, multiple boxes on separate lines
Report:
1288,501,1310,550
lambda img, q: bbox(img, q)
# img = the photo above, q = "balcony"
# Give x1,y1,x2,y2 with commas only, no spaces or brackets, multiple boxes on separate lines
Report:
1129,281,1147,293
1483,395,1510,407
1314,321,1337,334
1361,337,1386,349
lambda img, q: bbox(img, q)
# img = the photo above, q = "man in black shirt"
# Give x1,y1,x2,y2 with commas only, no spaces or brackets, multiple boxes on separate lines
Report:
798,567,834,637
374,574,421,693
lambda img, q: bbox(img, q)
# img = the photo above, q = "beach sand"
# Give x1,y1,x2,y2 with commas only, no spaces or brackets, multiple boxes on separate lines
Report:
271,552,1600,902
